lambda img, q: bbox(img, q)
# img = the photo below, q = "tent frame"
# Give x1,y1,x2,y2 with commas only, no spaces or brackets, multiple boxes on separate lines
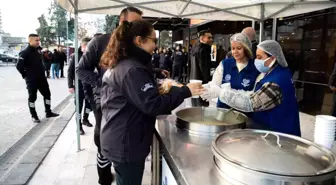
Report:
68,0,336,151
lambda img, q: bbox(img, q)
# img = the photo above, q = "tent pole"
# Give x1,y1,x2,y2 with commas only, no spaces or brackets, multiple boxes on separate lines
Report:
171,31,173,48
272,18,277,40
74,0,81,152
66,12,69,65
252,20,255,29
259,3,265,42
187,19,191,82
158,30,161,47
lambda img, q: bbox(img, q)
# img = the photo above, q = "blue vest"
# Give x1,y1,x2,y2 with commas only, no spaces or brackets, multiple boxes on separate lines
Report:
252,65,301,136
217,58,260,109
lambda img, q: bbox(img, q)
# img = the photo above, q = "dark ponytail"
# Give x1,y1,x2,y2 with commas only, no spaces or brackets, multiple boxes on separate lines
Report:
100,20,154,69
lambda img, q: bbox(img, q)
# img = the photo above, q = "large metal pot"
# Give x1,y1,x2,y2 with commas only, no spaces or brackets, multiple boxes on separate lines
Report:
212,129,336,185
175,107,247,137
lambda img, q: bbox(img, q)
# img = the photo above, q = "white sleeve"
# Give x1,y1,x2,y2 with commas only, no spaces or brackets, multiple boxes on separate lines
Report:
219,87,254,112
211,63,224,86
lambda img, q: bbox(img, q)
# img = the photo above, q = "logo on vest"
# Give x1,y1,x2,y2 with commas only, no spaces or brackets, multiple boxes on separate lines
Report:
241,79,250,87
225,74,231,82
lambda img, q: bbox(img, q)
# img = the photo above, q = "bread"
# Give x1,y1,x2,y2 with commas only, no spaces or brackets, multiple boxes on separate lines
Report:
158,79,183,94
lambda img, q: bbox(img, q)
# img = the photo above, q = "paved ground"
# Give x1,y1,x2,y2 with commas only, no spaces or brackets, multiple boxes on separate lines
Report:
26,107,336,185
0,65,70,157
28,114,152,185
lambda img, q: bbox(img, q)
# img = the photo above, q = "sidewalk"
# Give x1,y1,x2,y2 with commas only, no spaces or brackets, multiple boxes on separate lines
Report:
28,112,152,185
0,65,70,157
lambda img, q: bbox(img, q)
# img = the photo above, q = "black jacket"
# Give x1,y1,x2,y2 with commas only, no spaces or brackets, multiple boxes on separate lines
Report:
16,45,46,83
52,51,65,64
159,53,165,69
163,53,172,71
190,42,211,83
100,46,191,163
172,50,184,66
76,33,111,107
68,51,94,103
152,53,160,69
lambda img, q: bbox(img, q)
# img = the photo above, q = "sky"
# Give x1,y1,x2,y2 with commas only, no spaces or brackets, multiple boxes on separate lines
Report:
0,0,53,37
0,0,105,38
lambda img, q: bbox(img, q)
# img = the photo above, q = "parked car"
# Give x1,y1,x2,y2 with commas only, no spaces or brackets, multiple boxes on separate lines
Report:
0,53,18,63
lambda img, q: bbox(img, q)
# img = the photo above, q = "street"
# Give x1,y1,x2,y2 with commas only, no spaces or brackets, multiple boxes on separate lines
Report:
0,65,70,157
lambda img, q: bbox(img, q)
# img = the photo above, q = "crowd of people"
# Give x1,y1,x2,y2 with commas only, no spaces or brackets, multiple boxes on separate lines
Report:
151,46,189,82
16,5,302,185
41,46,67,79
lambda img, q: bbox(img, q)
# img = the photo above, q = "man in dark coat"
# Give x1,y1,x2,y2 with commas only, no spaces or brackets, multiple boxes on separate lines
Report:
16,34,59,123
68,38,93,135
190,30,213,107
57,46,67,78
190,30,213,83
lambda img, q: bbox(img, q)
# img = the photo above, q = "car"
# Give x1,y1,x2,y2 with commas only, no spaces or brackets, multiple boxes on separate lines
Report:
0,53,18,63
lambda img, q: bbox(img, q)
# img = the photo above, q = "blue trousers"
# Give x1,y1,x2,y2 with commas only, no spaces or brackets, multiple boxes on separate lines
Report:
51,63,60,79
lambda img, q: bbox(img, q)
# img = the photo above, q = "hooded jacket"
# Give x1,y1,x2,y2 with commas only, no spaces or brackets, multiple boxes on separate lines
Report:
190,42,212,83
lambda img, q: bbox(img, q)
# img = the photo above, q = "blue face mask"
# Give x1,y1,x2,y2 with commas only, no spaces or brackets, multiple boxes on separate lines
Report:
255,57,270,73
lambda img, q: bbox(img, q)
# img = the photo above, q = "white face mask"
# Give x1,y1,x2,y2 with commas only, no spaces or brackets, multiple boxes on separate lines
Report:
254,58,276,73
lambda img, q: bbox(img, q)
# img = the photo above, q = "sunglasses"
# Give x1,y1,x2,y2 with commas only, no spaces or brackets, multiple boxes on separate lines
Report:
146,37,158,44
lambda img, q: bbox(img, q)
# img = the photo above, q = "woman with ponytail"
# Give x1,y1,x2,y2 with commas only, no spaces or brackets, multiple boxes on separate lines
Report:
100,20,203,185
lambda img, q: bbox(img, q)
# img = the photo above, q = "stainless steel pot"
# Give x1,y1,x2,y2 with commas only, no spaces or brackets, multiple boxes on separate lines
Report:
175,107,247,136
212,129,336,185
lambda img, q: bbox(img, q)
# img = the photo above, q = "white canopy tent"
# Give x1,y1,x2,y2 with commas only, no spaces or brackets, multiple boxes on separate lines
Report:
57,0,336,150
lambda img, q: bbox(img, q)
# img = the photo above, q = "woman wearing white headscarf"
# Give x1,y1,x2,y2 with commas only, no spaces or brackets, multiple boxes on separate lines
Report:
202,40,301,136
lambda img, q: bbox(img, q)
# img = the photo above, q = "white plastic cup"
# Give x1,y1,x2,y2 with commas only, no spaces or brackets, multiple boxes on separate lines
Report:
316,115,336,123
189,79,202,98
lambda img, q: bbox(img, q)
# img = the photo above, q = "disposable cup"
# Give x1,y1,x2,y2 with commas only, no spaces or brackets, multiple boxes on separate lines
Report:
189,79,202,98
314,132,336,137
316,115,336,123
314,126,336,131
314,136,335,139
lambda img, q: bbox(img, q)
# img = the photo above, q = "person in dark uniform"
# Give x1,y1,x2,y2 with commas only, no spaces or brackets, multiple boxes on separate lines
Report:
163,48,172,73
42,48,52,78
58,46,67,78
171,45,184,82
68,37,93,135
190,30,213,107
159,48,166,69
100,20,202,185
16,34,59,123
152,48,160,69
182,47,188,82
76,7,143,185
152,48,168,79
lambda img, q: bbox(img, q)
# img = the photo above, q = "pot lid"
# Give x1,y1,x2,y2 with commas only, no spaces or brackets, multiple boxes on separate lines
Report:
212,129,336,176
